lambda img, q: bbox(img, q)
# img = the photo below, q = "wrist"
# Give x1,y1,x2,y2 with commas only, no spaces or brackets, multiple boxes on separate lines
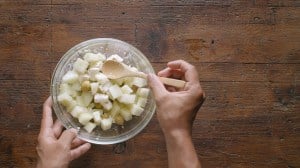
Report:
37,159,68,168
163,128,192,141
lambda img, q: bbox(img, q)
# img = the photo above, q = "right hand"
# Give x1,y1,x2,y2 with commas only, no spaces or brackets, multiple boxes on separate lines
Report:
147,60,205,136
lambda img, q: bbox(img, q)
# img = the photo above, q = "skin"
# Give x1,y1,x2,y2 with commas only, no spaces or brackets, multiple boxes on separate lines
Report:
147,60,205,168
36,97,91,168
36,60,204,168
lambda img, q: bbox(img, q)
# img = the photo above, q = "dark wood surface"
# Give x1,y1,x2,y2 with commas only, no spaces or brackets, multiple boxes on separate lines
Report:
0,1,299,167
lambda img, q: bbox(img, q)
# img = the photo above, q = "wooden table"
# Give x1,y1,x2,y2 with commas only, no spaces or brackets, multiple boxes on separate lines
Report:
0,1,299,167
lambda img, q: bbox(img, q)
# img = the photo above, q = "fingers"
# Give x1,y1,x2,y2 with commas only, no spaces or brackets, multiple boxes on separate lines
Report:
147,74,168,101
158,68,184,79
40,97,53,134
59,128,78,145
53,120,63,138
70,143,91,161
167,60,199,82
71,138,86,149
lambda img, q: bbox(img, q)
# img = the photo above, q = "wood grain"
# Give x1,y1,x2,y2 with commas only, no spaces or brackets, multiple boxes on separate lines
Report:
0,0,299,168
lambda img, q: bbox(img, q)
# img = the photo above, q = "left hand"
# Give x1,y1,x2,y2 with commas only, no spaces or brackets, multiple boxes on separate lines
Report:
36,97,91,168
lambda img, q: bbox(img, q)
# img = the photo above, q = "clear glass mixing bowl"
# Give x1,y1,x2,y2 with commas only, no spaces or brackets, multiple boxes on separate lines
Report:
51,38,156,145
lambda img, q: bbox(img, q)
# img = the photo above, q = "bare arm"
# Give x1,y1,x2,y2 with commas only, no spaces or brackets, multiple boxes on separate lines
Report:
148,60,205,168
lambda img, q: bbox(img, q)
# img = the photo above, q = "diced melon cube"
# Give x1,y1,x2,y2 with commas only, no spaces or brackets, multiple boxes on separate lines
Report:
121,85,133,94
110,101,120,118
78,112,93,125
99,81,112,93
70,106,88,118
70,82,81,92
73,58,89,74
83,52,105,62
120,109,132,121
58,93,74,107
78,74,90,83
109,85,123,100
136,88,150,98
84,122,96,133
59,83,77,97
132,77,147,87
89,61,103,70
90,82,99,95
92,111,102,124
66,99,77,112
62,71,79,84
94,93,109,103
81,92,93,106
96,53,106,61
88,68,100,81
95,73,109,84
107,54,123,62
102,100,112,111
130,104,144,116
136,97,147,108
118,94,136,104
124,77,134,87
101,118,112,131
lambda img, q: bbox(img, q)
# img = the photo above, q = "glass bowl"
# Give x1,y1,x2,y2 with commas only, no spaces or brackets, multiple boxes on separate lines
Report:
51,38,156,145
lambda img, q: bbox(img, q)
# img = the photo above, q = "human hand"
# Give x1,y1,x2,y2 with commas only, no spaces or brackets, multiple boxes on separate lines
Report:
147,60,205,137
36,97,91,168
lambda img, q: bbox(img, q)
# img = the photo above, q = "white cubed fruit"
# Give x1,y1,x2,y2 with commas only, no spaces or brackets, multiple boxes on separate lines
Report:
88,68,100,81
62,71,79,84
124,77,134,87
70,106,88,118
92,110,103,124
136,88,150,98
89,61,103,70
81,92,93,106
78,74,90,83
59,83,77,97
136,97,147,108
70,82,81,92
99,81,112,93
94,93,109,104
120,109,132,121
121,85,133,94
83,52,106,62
66,99,77,112
118,94,136,104
130,104,144,116
84,122,96,133
102,100,112,111
90,82,99,95
96,53,106,61
132,77,147,87
107,54,123,62
101,118,112,131
73,58,89,74
109,85,123,100
95,73,109,84
110,101,120,118
58,93,74,107
78,112,93,125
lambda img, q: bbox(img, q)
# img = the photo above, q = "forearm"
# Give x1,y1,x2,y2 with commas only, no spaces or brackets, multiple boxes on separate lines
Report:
164,130,201,168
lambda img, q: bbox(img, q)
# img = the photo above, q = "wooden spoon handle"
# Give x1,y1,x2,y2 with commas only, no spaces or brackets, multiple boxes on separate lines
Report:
158,77,186,88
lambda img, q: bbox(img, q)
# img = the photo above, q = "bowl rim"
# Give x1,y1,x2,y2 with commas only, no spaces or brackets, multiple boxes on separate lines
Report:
50,38,156,145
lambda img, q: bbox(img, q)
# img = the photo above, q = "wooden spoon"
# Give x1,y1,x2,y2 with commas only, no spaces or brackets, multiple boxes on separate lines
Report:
102,60,186,88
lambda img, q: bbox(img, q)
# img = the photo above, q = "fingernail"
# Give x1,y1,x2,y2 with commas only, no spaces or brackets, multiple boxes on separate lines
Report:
69,128,78,134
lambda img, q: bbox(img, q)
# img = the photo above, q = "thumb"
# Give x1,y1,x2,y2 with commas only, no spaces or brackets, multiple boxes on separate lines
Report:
147,74,168,100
